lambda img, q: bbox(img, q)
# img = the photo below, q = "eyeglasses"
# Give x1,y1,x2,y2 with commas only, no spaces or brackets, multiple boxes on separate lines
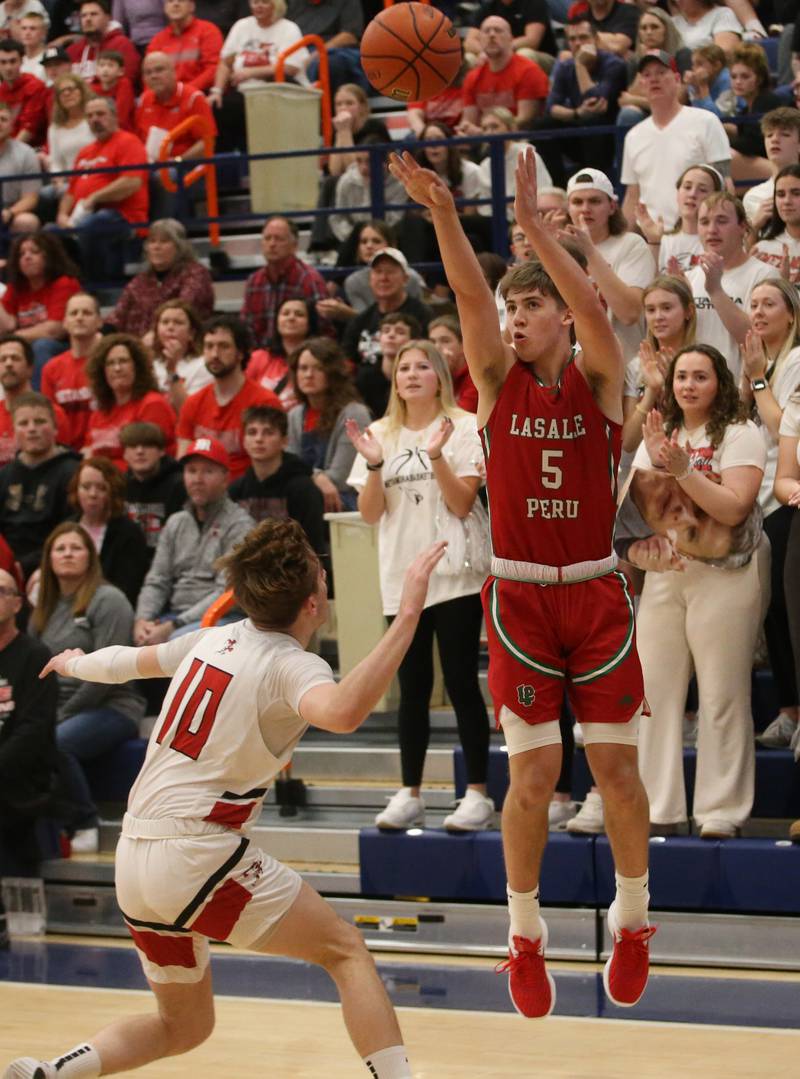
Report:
0,587,20,598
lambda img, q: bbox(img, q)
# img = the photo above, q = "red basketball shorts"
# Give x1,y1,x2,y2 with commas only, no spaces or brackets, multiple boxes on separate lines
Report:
481,570,644,727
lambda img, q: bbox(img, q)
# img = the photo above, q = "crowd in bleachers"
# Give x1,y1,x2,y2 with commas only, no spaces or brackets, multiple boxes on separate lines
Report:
1,0,800,897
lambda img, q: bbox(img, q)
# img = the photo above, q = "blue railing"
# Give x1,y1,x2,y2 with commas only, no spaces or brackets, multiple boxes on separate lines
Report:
0,116,764,275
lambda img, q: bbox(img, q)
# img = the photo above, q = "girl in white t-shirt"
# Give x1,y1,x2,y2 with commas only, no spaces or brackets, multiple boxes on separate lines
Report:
742,279,800,750
623,274,697,455
671,0,744,55
209,0,308,152
627,344,767,838
346,340,493,833
636,163,723,269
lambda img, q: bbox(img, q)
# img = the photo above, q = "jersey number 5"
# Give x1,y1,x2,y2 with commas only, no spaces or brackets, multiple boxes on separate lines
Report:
541,449,563,490
155,657,233,759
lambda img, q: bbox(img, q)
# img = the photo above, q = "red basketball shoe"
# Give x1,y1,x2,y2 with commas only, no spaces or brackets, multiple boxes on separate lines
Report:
496,917,556,1019
603,904,656,1007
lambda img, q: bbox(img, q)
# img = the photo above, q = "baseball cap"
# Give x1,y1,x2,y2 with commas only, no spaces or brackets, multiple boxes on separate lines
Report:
567,168,616,200
637,49,678,74
42,46,70,65
179,436,230,470
369,247,409,273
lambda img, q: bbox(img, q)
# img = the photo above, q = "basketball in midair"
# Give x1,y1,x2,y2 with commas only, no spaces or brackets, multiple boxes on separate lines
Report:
360,2,461,103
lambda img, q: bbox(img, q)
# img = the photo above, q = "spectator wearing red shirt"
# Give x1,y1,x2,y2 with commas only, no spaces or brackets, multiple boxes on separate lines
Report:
89,51,135,131
40,291,103,451
68,0,141,84
147,0,223,92
135,51,216,219
84,332,176,468
241,216,331,350
0,334,69,466
458,16,548,133
177,314,283,480
0,39,46,147
427,315,478,414
56,95,149,281
0,232,81,386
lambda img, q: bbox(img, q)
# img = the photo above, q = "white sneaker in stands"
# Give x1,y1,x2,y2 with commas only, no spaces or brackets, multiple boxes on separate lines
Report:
756,713,796,748
70,827,99,854
566,792,605,835
443,789,495,831
375,789,425,830
548,800,577,828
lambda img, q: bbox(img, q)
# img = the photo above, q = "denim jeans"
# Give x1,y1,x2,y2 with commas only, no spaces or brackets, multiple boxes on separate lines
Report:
57,706,139,830
72,208,131,282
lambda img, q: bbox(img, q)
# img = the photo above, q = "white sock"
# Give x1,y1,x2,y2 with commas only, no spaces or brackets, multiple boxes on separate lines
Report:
507,884,542,944
48,1043,102,1078
363,1044,411,1078
613,872,650,931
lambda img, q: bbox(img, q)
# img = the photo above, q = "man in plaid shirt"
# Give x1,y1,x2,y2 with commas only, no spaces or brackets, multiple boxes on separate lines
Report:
240,217,331,349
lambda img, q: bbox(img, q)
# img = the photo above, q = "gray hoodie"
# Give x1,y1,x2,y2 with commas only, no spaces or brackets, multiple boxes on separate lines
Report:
135,497,255,626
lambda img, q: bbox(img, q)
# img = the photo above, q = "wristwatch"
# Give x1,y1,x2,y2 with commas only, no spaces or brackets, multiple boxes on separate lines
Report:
750,377,768,392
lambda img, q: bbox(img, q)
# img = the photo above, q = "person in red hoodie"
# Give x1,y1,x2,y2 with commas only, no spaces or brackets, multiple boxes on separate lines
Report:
89,50,135,131
134,51,216,219
68,0,141,85
147,0,223,93
56,94,149,280
0,38,46,146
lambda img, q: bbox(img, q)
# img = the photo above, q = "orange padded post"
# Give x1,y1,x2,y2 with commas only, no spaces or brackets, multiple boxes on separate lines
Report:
274,34,332,147
200,589,235,628
157,114,220,248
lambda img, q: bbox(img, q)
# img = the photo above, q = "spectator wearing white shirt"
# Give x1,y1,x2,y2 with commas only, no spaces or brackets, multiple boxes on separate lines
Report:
752,165,800,288
38,74,93,223
743,109,800,233
636,163,722,273
18,11,46,81
621,49,731,231
210,0,308,153
563,167,654,365
670,0,743,59
686,191,777,380
476,105,552,220
742,279,800,751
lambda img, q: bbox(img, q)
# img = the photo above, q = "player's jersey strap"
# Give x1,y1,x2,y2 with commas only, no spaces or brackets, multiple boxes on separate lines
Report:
491,552,617,585
488,578,565,682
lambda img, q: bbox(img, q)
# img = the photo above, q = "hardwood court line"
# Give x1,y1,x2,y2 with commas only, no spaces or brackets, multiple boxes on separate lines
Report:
6,981,800,1038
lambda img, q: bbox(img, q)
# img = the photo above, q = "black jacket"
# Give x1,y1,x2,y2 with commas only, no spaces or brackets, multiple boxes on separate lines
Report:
0,448,82,578
101,515,150,608
0,633,57,811
125,456,186,565
229,452,326,554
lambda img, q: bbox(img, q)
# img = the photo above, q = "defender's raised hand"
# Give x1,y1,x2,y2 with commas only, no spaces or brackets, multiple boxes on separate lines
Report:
389,151,455,211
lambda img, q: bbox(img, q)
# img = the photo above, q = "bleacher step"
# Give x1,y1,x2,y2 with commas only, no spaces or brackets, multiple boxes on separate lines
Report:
290,745,455,784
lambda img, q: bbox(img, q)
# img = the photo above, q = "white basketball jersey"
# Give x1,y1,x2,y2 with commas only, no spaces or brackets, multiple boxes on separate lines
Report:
128,620,334,832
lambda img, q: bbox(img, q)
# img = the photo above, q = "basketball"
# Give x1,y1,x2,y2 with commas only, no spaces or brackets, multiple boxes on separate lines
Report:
360,2,461,103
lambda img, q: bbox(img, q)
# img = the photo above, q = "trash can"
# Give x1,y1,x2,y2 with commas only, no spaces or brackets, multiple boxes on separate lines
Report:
326,512,445,712
243,82,322,214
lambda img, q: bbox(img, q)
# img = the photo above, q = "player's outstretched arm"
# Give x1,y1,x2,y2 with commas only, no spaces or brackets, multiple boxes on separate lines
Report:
514,147,624,409
39,635,202,683
298,542,447,734
388,151,512,404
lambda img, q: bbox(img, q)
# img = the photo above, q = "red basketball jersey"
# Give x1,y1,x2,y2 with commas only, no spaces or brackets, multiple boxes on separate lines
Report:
482,358,620,567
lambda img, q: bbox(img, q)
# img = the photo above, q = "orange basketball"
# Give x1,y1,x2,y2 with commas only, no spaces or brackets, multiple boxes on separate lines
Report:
361,2,461,103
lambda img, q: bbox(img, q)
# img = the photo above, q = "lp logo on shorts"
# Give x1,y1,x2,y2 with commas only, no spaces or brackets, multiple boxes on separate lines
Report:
516,683,536,708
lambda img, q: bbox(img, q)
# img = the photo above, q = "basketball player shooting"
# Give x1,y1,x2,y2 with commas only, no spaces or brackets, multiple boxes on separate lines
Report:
389,146,655,1018
4,520,446,1079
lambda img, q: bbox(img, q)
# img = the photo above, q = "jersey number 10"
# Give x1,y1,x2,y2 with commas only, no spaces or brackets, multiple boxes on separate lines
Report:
155,657,234,759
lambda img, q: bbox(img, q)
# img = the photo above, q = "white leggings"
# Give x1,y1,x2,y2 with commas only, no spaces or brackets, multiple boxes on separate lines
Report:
636,540,770,827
